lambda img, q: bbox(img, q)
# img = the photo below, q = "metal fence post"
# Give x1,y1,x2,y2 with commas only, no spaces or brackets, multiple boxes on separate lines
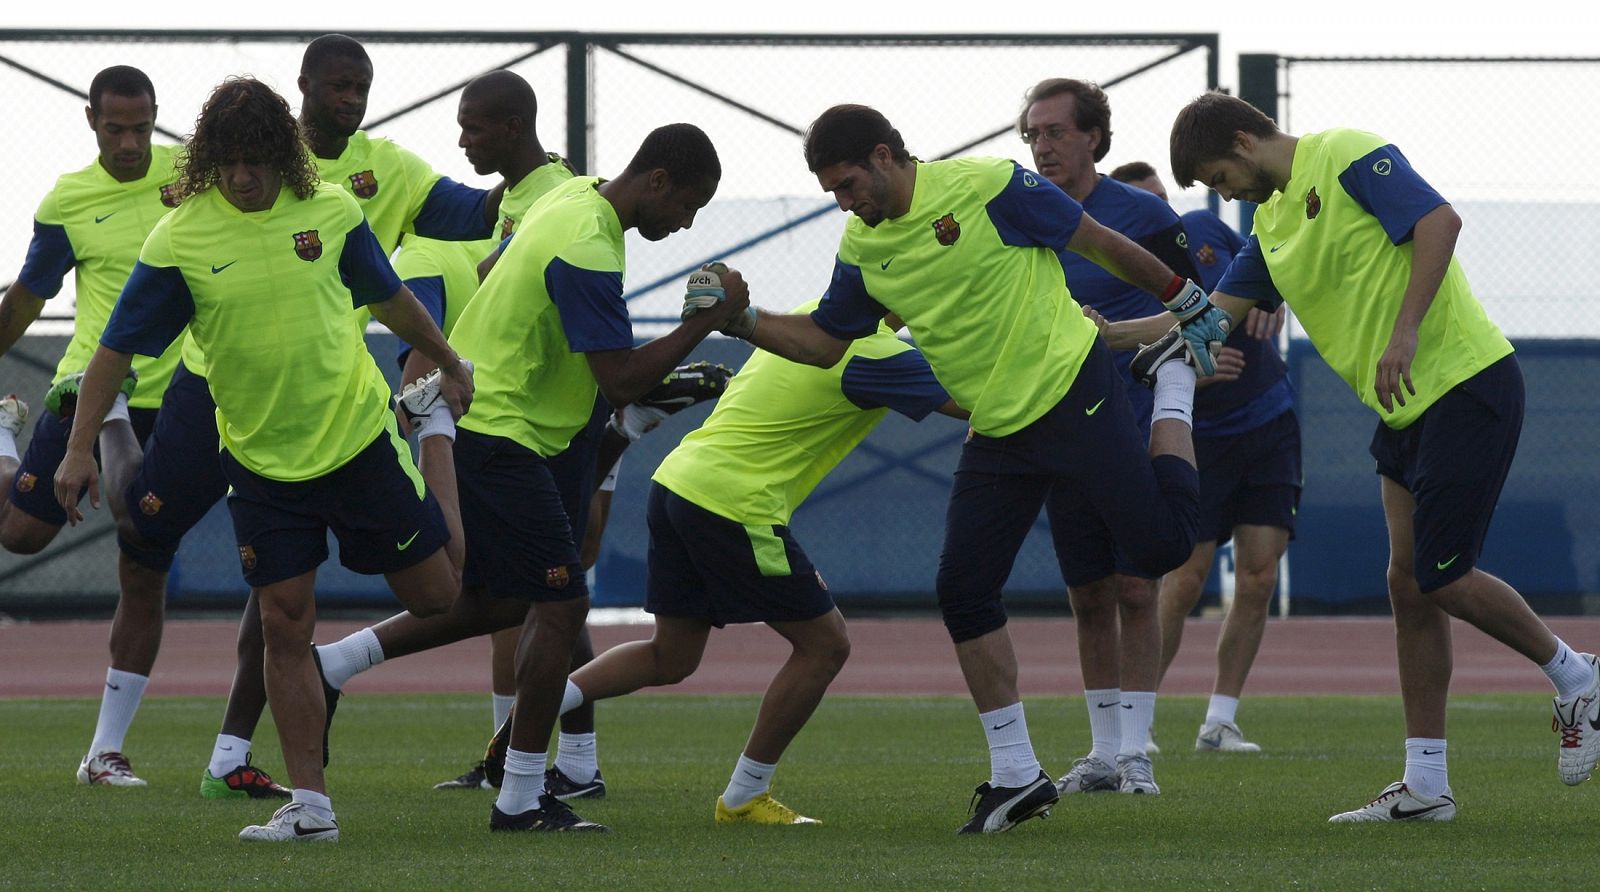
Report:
566,33,593,175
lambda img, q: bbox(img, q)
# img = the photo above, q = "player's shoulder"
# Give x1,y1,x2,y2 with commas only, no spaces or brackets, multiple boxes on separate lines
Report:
1305,128,1390,163
932,156,1017,193
1093,176,1179,224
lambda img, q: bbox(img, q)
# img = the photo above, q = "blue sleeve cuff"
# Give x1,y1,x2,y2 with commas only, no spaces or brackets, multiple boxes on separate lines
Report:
17,221,75,299
339,220,403,308
1338,145,1449,245
101,263,193,357
1214,235,1284,309
841,350,949,420
412,178,493,242
545,257,632,353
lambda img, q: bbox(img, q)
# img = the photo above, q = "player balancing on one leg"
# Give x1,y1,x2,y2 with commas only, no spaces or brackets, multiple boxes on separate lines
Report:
707,104,1221,833
54,76,474,843
1110,158,1298,756
1110,90,1599,821
0,65,212,790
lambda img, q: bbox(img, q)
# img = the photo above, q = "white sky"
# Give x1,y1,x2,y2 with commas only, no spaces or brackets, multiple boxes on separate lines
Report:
8,0,1598,90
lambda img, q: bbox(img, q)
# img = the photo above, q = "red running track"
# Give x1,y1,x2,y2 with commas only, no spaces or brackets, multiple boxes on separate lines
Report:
5,615,1600,699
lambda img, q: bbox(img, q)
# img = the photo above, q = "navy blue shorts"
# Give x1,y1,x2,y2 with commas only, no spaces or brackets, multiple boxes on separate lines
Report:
119,362,230,571
1194,407,1301,545
8,404,158,526
222,423,449,588
544,395,611,546
1370,354,1523,593
456,428,587,602
646,483,833,627
937,340,1198,641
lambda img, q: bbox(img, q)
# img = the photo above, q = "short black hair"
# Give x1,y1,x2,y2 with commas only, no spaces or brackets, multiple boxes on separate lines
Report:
301,34,371,78
88,65,156,117
803,104,911,172
623,123,721,186
1109,160,1158,183
461,70,537,124
1170,91,1279,187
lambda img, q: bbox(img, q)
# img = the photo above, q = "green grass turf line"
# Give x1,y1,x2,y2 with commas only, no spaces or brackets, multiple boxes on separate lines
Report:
1,693,1594,889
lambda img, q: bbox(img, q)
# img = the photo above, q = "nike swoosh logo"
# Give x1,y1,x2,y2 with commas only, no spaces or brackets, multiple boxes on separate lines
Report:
292,822,328,837
1269,243,1284,253
990,718,1018,731
743,769,765,779
1590,714,1600,732
1120,703,1134,710
219,745,234,751
106,682,121,690
1390,801,1451,820
211,261,237,274
1084,398,1105,416
396,530,420,550
95,213,117,223
1436,554,1459,571
1420,749,1442,755
1095,702,1119,709
880,258,893,270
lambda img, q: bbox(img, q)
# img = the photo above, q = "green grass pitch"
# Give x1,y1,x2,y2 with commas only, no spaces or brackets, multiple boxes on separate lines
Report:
1,693,1592,888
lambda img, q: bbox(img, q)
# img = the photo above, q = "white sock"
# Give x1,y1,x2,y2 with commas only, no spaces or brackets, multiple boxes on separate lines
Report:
1544,640,1594,700
1118,691,1157,760
1151,362,1196,427
554,732,598,783
1205,694,1241,726
492,693,516,732
89,668,149,755
618,403,668,441
1085,688,1122,764
208,734,252,777
292,788,335,821
102,392,131,426
495,747,548,816
0,426,16,461
317,628,384,690
980,702,1040,788
414,404,457,442
721,753,775,809
557,679,586,717
1402,738,1449,797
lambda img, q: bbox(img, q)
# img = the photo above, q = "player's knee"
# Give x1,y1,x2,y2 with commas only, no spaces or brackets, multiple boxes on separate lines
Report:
937,587,1007,644
1233,562,1280,604
654,645,701,684
815,633,851,677
116,519,178,573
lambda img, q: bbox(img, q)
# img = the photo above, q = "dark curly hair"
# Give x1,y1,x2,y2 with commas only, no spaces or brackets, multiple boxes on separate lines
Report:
176,77,318,203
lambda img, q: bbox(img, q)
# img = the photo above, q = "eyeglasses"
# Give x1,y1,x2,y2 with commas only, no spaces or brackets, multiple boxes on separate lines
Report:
1020,126,1075,146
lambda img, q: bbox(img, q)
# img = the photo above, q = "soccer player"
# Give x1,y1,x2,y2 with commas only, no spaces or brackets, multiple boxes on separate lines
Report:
0,66,195,788
321,123,743,833
174,36,508,797
706,104,1220,833
1158,91,1599,820
545,297,959,826
1018,78,1209,795
54,76,471,843
1110,159,1299,755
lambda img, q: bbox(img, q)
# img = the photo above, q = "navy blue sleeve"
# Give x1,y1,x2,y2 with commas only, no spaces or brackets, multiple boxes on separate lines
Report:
1338,145,1448,245
811,258,887,340
1214,235,1285,310
986,163,1083,249
17,221,75,298
101,263,193,357
545,257,632,353
394,274,446,369
412,178,493,241
840,349,950,421
338,220,403,308
1136,220,1200,282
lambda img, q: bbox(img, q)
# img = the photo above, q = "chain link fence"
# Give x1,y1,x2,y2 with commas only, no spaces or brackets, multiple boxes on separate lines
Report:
0,29,1215,610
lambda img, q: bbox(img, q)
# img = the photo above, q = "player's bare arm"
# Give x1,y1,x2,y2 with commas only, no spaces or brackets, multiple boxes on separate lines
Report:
584,272,749,409
51,344,136,523
0,281,47,357
742,311,851,369
1104,290,1255,352
1065,212,1186,296
1375,203,1462,413
368,285,473,416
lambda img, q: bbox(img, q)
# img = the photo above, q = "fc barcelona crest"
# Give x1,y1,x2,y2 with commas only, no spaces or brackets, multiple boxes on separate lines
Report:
16,472,36,493
545,566,570,590
139,492,163,516
348,170,380,199
1305,187,1322,220
293,230,323,262
238,545,258,571
158,183,180,208
932,213,961,247
500,216,515,239
1195,244,1218,266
